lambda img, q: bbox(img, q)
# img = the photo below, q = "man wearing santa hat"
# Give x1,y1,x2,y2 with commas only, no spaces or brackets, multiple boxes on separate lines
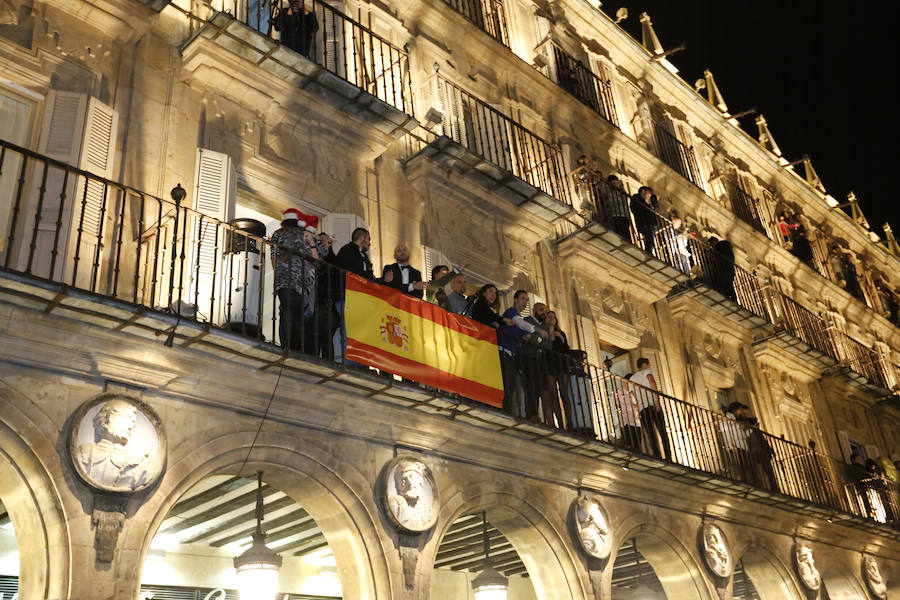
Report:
271,208,319,352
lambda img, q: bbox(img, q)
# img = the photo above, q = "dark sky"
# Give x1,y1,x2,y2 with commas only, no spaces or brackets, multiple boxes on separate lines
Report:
608,1,898,233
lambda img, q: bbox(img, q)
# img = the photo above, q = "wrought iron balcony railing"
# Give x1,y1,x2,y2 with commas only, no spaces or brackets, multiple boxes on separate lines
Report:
419,75,573,206
0,137,897,529
210,0,412,114
728,180,773,239
653,125,706,191
574,174,896,391
536,40,620,128
440,0,509,47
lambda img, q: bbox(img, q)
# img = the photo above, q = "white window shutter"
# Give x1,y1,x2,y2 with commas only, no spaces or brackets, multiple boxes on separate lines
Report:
188,148,236,321
421,245,450,279
836,430,851,462
322,213,368,251
578,314,600,369
865,445,881,461
76,97,118,245
38,91,86,163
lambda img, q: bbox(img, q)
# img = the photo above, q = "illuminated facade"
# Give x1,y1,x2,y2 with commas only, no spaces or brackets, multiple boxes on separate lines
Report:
0,0,898,599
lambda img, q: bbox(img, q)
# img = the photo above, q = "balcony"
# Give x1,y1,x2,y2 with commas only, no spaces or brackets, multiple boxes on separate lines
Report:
653,125,706,192
535,40,620,128
180,0,416,138
0,138,898,535
440,0,509,47
406,75,573,221
727,179,774,240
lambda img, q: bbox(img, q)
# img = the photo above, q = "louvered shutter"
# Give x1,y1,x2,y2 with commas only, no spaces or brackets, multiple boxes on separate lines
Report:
421,246,450,279
322,213,368,251
69,97,118,289
0,90,33,257
188,148,235,321
578,314,600,368
836,430,851,462
322,9,346,78
25,92,87,279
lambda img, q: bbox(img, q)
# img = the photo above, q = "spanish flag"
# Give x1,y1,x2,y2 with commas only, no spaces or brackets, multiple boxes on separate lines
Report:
344,273,504,407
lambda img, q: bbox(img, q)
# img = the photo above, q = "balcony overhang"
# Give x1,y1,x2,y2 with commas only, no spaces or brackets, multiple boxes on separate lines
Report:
181,13,418,141
51,0,161,41
406,136,573,223
822,365,894,398
752,330,837,372
558,221,688,290
668,281,770,331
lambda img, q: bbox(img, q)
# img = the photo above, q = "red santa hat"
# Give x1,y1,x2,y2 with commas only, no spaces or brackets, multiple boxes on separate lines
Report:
305,214,319,233
282,208,303,223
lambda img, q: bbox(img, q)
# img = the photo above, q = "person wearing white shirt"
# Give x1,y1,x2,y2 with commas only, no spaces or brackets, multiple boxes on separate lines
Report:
631,358,672,461
381,243,427,298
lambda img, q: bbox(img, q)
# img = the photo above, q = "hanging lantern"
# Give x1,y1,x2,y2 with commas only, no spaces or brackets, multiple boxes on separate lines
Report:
233,472,282,600
471,512,508,600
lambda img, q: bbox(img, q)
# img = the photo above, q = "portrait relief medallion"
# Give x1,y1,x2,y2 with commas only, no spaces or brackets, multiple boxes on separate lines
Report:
793,542,822,591
700,523,732,578
383,457,439,533
573,495,611,560
863,556,887,599
68,394,166,493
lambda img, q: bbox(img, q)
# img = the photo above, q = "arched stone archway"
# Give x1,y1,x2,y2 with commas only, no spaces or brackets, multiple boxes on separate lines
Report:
610,520,713,600
127,429,395,600
0,382,71,600
819,558,868,600
420,482,588,600
738,545,803,600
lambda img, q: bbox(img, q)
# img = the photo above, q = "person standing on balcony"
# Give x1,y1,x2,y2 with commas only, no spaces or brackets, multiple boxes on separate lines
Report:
670,215,692,275
630,186,659,256
602,175,632,241
847,453,873,518
271,208,319,353
382,244,427,299
498,290,538,418
632,357,672,461
273,1,319,58
747,417,778,492
875,279,900,326
718,402,751,482
788,215,815,267
332,227,375,364
425,264,465,306
522,302,554,423
613,372,641,451
542,310,569,428
705,237,737,302
442,272,469,314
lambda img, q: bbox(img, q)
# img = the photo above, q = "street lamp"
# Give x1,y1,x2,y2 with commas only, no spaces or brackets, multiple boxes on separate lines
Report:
471,511,508,600
233,472,282,600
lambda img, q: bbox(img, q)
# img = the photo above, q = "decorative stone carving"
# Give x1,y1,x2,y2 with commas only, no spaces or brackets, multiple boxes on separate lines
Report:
573,495,611,560
69,394,166,493
700,523,733,578
863,556,887,599
92,506,125,562
383,457,439,533
793,541,822,592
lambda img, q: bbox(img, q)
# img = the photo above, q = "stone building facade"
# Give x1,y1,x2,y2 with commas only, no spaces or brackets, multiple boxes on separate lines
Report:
0,0,898,598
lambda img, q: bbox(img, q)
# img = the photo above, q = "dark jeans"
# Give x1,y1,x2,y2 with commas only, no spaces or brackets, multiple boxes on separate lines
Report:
639,405,671,461
500,351,523,417
609,216,631,241
621,424,642,451
278,289,314,353
639,227,657,256
519,352,546,420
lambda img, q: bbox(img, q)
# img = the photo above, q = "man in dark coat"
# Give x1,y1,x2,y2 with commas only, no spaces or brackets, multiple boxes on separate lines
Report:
381,243,427,298
706,236,737,302
273,2,319,58
332,227,374,364
630,185,659,256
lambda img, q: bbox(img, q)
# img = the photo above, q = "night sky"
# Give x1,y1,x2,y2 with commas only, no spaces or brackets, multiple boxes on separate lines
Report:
607,1,898,234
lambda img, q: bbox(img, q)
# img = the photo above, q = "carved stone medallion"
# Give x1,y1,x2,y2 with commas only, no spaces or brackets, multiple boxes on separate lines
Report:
863,556,887,599
700,523,733,578
383,457,439,533
573,495,611,560
69,394,166,493
793,542,822,592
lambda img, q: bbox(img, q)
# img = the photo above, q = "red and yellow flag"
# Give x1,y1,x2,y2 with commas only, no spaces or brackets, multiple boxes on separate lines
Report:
344,273,503,407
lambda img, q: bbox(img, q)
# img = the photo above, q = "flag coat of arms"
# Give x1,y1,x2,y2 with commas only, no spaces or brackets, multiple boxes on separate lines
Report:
344,273,504,407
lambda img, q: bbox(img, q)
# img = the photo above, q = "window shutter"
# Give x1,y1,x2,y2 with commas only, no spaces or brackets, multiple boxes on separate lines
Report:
578,314,600,368
322,213,368,251
188,148,235,321
38,91,86,163
76,97,118,246
836,430,851,462
421,246,451,279
865,445,882,461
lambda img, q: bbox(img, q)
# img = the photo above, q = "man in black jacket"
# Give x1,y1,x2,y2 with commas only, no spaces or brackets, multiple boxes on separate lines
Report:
630,185,659,256
381,243,427,298
332,227,374,364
